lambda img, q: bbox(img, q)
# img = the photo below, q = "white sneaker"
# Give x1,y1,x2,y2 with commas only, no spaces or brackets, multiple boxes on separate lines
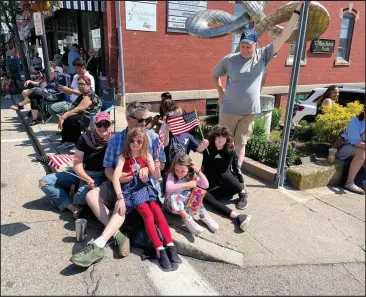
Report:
58,142,74,149
200,212,219,232
183,216,204,236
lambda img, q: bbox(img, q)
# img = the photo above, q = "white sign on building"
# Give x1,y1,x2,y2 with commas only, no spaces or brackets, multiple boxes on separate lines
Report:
167,1,207,33
91,28,101,49
125,1,157,32
33,12,43,36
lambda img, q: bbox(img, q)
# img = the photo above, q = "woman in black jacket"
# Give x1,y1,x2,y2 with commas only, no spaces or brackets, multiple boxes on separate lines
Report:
201,125,252,232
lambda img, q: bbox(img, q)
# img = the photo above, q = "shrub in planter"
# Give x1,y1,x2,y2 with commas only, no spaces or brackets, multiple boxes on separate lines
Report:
246,136,304,168
293,120,315,142
314,102,364,144
271,107,284,131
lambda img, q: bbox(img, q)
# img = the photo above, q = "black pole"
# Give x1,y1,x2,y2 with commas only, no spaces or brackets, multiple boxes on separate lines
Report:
40,12,50,81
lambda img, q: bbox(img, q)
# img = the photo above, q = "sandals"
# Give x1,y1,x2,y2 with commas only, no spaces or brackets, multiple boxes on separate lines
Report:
344,183,365,195
30,119,39,126
10,104,24,111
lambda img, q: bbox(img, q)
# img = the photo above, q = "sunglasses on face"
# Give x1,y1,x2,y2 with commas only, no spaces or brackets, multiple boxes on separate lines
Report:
129,139,143,145
77,82,87,86
129,115,151,123
95,121,111,128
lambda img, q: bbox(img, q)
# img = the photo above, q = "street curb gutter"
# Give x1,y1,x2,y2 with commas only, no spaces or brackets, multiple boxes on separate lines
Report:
12,96,245,266
171,228,245,267
11,96,58,174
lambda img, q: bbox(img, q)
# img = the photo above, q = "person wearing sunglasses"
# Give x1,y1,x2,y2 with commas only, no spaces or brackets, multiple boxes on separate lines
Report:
58,75,102,152
39,111,113,220
76,101,167,266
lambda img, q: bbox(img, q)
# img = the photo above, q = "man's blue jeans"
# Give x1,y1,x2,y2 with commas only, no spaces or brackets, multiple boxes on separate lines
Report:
39,171,106,211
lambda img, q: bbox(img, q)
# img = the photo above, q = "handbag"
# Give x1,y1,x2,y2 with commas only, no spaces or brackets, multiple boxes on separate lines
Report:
332,136,347,150
185,187,206,213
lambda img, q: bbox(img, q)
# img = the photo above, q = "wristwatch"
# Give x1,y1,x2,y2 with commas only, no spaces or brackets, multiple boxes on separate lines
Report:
293,9,301,15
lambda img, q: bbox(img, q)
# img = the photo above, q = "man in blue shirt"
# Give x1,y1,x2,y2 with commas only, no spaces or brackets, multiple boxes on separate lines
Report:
67,44,80,79
70,101,166,267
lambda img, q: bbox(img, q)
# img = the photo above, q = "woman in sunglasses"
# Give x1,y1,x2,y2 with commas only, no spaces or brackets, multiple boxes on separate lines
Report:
39,111,113,219
58,75,102,152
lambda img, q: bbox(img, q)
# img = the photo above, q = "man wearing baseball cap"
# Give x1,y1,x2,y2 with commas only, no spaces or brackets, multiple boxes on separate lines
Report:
213,1,304,210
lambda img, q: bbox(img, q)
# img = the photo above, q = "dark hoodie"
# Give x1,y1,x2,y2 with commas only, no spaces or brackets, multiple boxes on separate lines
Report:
202,146,244,188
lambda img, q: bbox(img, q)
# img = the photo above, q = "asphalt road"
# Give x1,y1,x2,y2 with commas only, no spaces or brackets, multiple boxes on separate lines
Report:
1,97,365,296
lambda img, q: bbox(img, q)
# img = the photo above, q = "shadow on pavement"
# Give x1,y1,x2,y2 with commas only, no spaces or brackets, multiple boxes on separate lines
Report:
1,222,31,237
59,264,88,276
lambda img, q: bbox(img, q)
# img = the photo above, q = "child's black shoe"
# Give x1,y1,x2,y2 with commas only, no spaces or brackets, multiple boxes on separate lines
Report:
166,245,182,264
156,248,172,271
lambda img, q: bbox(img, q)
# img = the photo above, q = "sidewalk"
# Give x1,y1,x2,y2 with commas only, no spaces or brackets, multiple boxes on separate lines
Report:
10,94,365,267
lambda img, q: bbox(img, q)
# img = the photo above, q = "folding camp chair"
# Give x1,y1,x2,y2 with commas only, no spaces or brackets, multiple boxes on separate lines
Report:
88,87,117,133
40,74,71,124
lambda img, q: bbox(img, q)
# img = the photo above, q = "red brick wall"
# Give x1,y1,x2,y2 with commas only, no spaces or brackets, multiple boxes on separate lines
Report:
104,1,232,93
262,1,365,87
104,1,365,94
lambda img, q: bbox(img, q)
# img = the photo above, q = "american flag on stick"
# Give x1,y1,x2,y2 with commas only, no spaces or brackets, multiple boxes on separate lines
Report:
166,111,200,136
37,154,74,170
157,117,166,157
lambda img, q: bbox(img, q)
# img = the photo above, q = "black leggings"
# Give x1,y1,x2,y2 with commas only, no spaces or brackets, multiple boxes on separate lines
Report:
28,88,44,110
203,172,242,218
62,114,89,144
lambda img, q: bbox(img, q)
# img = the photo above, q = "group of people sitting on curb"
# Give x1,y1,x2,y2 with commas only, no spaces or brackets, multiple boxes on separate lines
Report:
38,98,252,271
10,57,97,153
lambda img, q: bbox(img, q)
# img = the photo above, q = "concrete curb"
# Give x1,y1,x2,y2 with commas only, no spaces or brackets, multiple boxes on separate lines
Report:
11,95,58,173
11,95,244,266
171,228,245,267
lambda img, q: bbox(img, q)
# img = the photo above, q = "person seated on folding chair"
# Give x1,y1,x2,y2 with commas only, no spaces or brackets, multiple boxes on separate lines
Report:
39,111,113,219
49,57,95,121
10,62,68,126
58,75,101,152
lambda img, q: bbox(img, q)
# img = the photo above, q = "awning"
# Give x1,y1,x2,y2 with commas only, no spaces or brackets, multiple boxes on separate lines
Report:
59,1,105,12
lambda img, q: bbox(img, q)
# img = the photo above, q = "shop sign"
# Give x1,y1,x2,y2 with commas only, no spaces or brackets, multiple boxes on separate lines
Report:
125,1,157,32
33,12,43,36
167,1,207,33
310,39,335,54
91,29,101,50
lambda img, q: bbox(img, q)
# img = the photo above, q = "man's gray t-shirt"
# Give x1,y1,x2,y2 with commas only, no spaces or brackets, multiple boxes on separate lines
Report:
213,43,274,115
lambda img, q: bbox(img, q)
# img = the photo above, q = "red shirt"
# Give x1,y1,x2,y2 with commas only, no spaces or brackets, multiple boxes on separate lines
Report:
122,156,148,176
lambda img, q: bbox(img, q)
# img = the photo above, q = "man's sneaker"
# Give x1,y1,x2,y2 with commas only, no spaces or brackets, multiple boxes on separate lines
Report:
70,243,104,267
115,231,130,257
58,142,74,149
200,212,219,232
236,214,252,232
156,248,172,271
183,216,204,236
236,192,248,210
165,245,182,264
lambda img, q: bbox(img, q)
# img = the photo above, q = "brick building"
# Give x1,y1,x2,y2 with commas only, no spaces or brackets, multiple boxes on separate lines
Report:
101,1,365,115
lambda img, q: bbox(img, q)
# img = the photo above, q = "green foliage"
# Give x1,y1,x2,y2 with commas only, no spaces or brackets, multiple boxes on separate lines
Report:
252,117,267,139
246,137,305,168
293,120,315,142
314,102,364,144
271,107,284,131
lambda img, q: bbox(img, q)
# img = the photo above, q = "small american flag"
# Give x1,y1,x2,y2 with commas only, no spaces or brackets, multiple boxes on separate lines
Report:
37,154,74,170
166,112,200,136
157,117,166,157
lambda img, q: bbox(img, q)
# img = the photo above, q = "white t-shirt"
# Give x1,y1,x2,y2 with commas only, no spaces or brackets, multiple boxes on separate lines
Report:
69,71,95,102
